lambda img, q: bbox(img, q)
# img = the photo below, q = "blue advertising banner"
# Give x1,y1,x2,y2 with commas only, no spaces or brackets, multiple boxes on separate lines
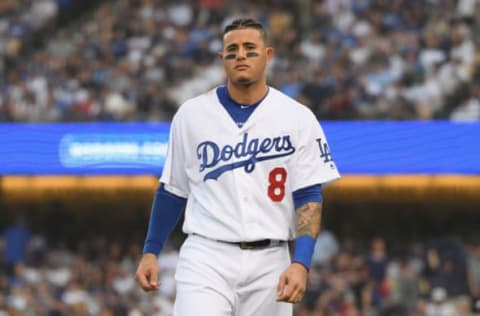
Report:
0,121,478,175
322,121,479,175
0,123,170,175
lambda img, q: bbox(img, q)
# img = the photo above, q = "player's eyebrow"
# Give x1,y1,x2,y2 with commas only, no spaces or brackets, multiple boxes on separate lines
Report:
225,43,238,51
225,42,258,50
242,41,257,47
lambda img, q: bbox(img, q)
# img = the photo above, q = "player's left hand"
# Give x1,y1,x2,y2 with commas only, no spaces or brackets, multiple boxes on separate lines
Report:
276,262,308,304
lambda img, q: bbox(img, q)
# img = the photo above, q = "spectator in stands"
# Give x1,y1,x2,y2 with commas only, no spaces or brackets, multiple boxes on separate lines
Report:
387,257,420,313
474,297,480,316
425,287,457,316
365,237,389,306
450,84,480,121
312,229,339,268
1,215,31,274
467,237,480,299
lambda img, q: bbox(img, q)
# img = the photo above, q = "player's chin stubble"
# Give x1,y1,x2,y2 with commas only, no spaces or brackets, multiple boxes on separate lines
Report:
232,73,255,86
236,77,253,85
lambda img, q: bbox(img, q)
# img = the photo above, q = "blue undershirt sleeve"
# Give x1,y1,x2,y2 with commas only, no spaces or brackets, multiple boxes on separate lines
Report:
292,184,322,209
143,183,187,255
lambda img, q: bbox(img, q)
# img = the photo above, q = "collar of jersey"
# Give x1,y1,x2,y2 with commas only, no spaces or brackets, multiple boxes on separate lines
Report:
216,86,270,128
219,85,270,108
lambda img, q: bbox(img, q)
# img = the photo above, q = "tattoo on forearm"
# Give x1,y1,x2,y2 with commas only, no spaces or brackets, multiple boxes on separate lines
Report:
296,202,322,237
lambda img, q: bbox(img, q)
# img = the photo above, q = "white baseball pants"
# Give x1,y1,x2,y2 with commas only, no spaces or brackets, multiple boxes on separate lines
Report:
174,234,293,316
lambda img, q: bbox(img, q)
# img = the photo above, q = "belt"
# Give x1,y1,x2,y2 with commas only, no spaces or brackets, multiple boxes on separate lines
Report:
191,234,286,250
223,239,285,250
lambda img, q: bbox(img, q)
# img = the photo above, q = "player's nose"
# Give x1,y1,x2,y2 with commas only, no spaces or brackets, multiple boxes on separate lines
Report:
236,48,247,60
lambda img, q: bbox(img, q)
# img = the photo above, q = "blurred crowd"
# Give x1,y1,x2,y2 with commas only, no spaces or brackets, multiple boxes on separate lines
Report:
0,0,58,68
298,232,480,316
2,218,480,316
1,0,480,122
0,218,179,316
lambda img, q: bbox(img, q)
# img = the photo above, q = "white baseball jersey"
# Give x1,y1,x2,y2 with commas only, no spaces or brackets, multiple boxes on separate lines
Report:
161,86,340,242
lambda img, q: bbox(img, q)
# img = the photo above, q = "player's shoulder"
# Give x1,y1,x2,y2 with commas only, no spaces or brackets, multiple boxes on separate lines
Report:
268,86,318,120
172,88,217,121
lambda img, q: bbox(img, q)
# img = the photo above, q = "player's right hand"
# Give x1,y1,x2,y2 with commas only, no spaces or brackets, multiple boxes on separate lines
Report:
135,253,160,291
276,262,308,304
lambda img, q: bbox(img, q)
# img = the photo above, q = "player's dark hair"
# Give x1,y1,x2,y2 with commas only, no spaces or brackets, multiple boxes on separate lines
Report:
223,18,268,43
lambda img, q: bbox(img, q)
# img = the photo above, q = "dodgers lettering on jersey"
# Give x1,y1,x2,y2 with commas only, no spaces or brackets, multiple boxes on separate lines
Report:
197,133,295,181
161,87,340,242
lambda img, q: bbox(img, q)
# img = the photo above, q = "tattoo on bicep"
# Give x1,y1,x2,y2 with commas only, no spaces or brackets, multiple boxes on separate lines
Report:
296,202,322,237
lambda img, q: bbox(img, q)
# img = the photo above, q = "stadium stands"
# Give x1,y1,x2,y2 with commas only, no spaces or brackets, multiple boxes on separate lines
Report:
2,231,480,315
0,0,479,122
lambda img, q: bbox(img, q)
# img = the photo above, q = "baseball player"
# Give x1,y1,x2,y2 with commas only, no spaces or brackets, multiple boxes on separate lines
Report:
135,18,340,316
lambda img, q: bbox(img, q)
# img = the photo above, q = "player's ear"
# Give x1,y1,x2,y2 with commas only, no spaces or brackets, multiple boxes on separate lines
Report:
265,46,274,62
218,51,224,61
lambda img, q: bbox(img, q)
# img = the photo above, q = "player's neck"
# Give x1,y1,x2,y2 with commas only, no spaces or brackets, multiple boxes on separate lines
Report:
226,81,268,105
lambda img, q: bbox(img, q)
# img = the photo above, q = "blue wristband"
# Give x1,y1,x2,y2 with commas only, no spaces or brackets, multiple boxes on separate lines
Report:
293,235,316,270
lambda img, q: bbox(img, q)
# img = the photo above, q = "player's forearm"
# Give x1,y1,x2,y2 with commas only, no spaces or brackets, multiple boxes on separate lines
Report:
292,202,322,270
295,202,322,238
